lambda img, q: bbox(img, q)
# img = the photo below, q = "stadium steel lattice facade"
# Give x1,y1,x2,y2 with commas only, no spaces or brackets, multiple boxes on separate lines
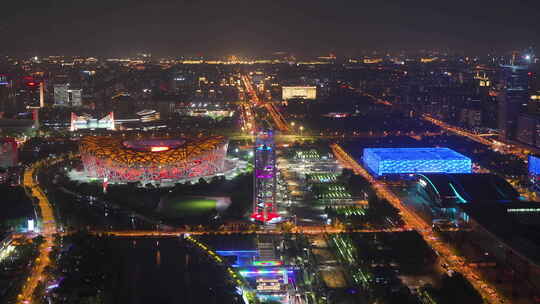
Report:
363,147,471,177
80,136,228,182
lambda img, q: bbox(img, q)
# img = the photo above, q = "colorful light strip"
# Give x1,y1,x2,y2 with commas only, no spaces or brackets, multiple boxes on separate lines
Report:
253,260,283,266
239,269,293,276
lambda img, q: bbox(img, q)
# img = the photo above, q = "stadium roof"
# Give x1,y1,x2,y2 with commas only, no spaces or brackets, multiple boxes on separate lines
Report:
80,135,227,166
418,173,520,205
460,201,540,266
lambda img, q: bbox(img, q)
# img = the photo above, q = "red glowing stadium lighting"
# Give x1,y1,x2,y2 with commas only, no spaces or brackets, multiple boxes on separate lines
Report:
250,211,280,223
81,136,228,182
150,146,170,152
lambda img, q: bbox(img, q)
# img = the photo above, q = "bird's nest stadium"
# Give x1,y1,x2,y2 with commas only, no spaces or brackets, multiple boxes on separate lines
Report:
80,136,229,182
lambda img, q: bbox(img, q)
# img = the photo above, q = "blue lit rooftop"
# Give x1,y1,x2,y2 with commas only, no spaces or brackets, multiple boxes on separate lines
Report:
364,147,470,161
363,147,471,177
528,155,540,175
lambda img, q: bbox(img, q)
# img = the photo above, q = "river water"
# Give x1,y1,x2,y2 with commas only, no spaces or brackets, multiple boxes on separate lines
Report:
105,237,238,304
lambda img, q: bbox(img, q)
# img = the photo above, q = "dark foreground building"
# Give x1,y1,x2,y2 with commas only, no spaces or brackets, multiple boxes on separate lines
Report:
413,173,540,296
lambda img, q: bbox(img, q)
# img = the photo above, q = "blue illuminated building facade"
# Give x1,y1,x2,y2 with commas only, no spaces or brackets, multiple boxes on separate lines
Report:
363,147,472,177
528,155,540,176
215,250,259,267
528,155,540,194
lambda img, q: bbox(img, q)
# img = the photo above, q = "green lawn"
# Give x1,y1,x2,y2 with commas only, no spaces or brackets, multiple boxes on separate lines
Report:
158,196,217,218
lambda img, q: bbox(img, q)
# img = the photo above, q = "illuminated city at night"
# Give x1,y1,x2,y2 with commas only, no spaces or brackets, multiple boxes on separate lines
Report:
1,1,540,304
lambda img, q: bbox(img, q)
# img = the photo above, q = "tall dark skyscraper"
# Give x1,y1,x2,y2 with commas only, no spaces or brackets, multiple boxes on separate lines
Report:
0,74,16,115
497,64,530,140
17,80,44,111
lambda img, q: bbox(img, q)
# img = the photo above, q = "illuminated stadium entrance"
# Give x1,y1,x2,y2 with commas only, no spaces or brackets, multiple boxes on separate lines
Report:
251,132,280,223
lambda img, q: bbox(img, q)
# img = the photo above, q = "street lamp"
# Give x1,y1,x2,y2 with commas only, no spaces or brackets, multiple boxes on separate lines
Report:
299,126,304,136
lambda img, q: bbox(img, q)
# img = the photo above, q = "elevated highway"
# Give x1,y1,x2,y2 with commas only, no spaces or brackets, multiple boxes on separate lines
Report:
94,227,408,237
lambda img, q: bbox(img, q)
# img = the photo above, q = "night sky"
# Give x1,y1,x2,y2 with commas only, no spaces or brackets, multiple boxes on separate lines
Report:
1,0,539,56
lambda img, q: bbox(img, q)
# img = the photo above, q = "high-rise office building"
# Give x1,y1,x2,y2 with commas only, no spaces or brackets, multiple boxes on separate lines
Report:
0,74,16,114
54,84,69,106
515,69,540,146
497,64,530,140
17,80,44,110
516,113,538,146
54,83,82,107
499,64,529,90
170,71,194,94
68,89,82,106
0,138,18,168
